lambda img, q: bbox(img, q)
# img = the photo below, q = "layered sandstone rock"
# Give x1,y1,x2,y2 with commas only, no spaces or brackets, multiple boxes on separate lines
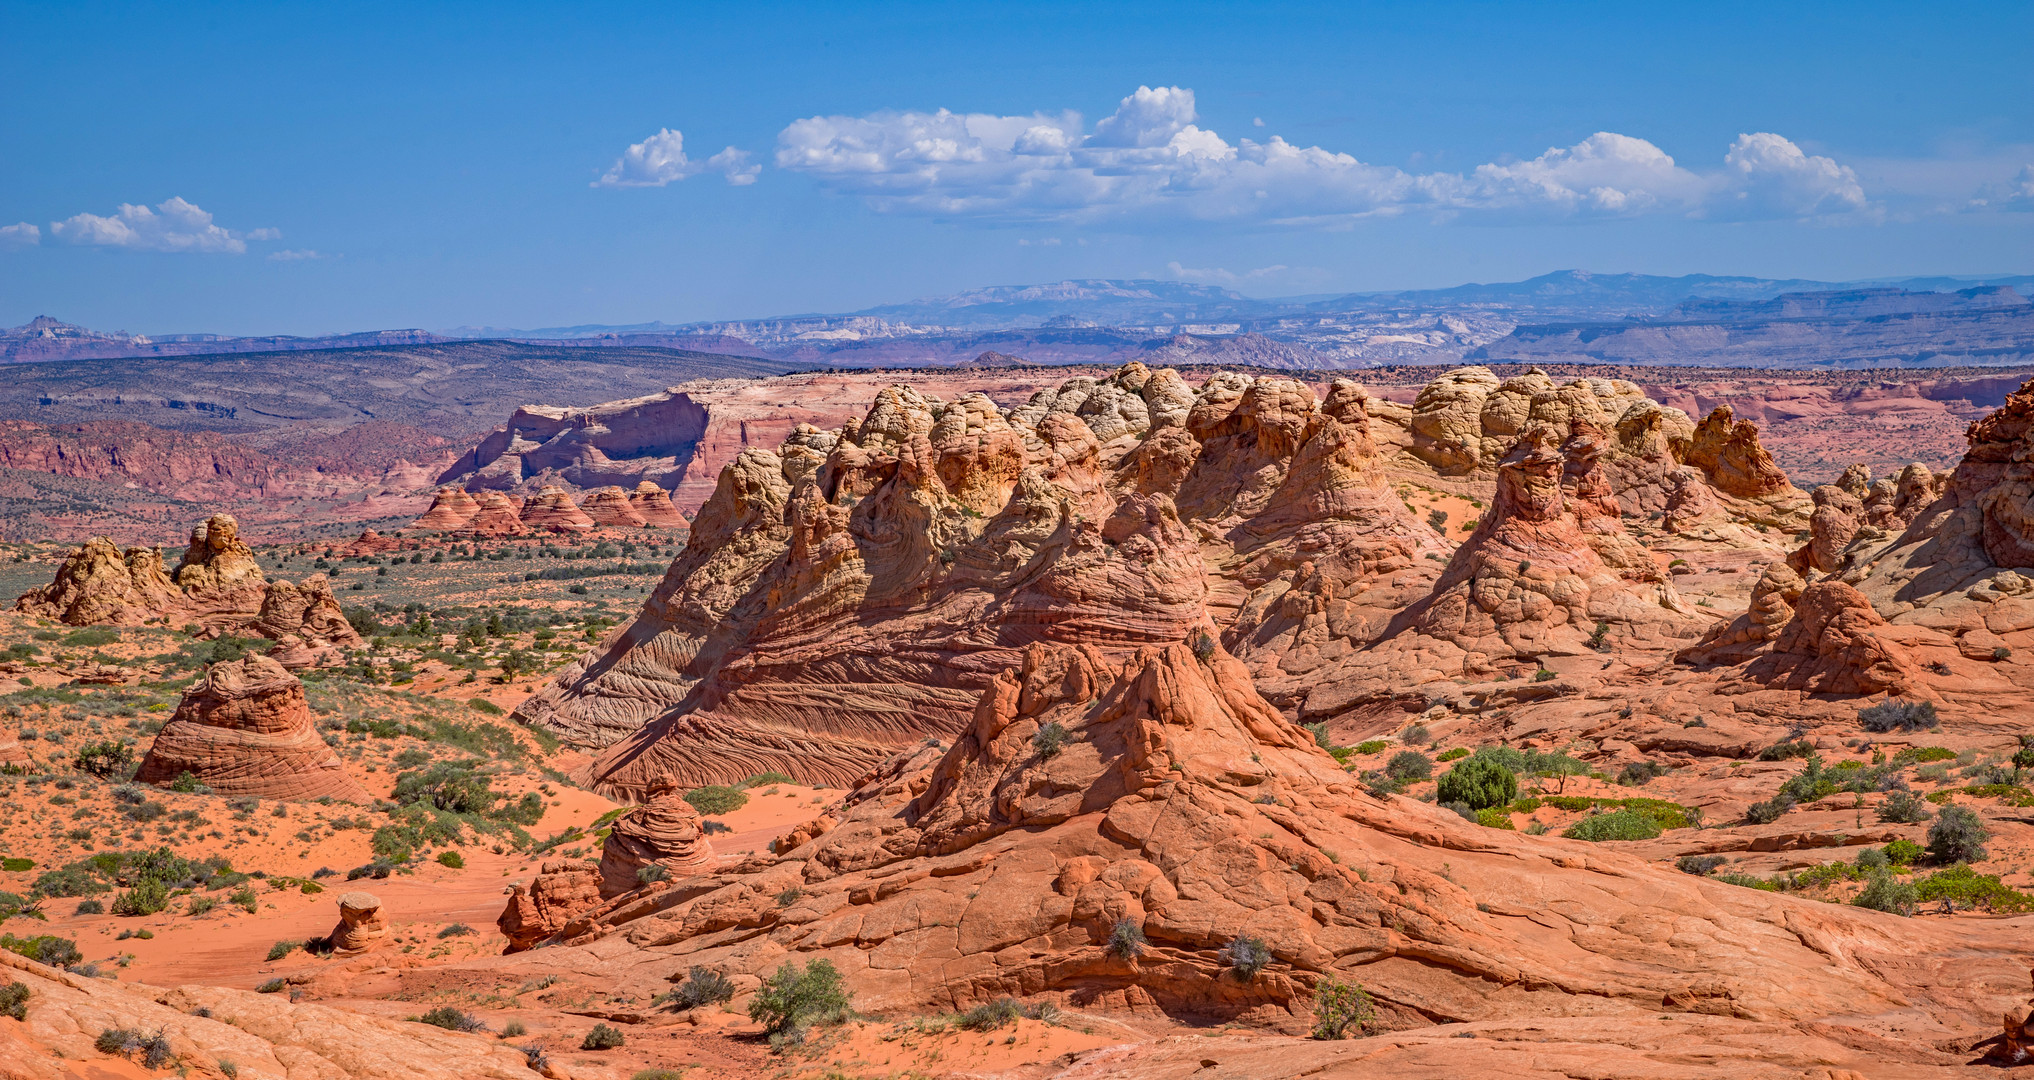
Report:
12,536,184,625
581,484,648,528
0,949,534,1080
328,891,388,953
340,529,404,555
1684,406,1797,500
520,371,1210,795
460,490,527,536
629,480,687,526
174,514,269,631
505,637,2034,1061
413,486,482,530
136,654,369,801
0,729,29,768
248,573,361,664
497,859,603,952
596,785,716,897
519,484,596,531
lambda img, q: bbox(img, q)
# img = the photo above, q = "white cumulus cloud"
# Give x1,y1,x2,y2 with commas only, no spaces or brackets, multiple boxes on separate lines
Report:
0,223,38,248
772,86,1874,227
595,128,760,187
48,197,252,253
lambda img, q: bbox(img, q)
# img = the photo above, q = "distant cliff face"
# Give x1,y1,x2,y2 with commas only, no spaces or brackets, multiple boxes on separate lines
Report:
441,391,712,492
1477,287,2034,369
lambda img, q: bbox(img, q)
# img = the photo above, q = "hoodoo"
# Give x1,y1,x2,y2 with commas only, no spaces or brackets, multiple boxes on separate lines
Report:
12,536,184,625
136,653,370,801
518,484,597,531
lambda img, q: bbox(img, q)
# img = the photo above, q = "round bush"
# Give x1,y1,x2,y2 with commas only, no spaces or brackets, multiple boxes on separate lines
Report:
683,786,749,817
1436,758,1516,811
1927,805,1989,864
1853,870,1917,916
1561,809,1661,842
1383,751,1431,783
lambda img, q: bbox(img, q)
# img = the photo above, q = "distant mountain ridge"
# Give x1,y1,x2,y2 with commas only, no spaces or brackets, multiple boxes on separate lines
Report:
9,269,2034,369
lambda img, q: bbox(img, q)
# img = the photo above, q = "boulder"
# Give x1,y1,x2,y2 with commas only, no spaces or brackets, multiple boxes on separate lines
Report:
11,536,184,626
328,891,388,953
135,654,370,801
248,573,362,658
497,860,603,952
596,785,716,897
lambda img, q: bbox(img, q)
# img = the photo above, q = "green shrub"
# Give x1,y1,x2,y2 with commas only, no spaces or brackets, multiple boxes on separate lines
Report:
501,1020,526,1038
1744,793,1794,825
1532,668,1556,682
684,786,748,816
1032,721,1069,760
1757,740,1812,761
1927,805,1989,863
1562,809,1661,842
958,997,1024,1031
1676,855,1726,875
0,981,26,1021
1853,871,1918,915
1,857,33,873
1384,751,1431,782
418,1006,487,1033
1309,977,1372,1040
436,851,464,869
1,933,81,968
1914,864,2034,912
673,965,736,1008
230,887,259,914
1715,873,1780,891
1892,746,1955,765
265,940,301,962
1221,935,1273,979
1436,747,1469,762
255,978,287,993
111,879,169,917
1474,807,1515,830
1884,839,1924,865
746,958,851,1035
1106,918,1145,959
465,698,505,716
74,899,104,915
1855,847,1890,871
1858,699,1937,733
1877,790,1931,823
1436,758,1516,811
73,741,135,779
740,771,795,788
95,1027,173,1068
1354,740,1388,755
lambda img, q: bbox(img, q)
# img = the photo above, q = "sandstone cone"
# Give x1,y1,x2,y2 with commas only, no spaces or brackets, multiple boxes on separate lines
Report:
12,536,184,625
340,529,403,555
136,653,369,801
596,785,716,898
413,486,482,530
174,513,269,631
461,490,527,536
629,480,687,526
520,484,596,531
328,891,388,953
581,485,647,528
497,859,603,952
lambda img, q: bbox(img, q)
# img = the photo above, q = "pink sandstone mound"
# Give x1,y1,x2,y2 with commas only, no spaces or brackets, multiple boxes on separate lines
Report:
460,490,527,536
518,484,595,531
136,653,370,801
596,783,716,898
412,486,481,530
581,484,648,528
629,479,687,526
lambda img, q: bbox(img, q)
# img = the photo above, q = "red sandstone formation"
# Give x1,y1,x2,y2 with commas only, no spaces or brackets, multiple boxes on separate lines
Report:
497,859,604,952
327,891,388,954
249,573,362,668
518,484,596,531
173,513,270,632
136,653,370,801
595,784,716,897
459,490,527,536
628,480,687,526
339,529,404,555
0,729,29,768
1684,405,1798,500
495,637,2034,1064
581,484,648,529
413,486,481,530
12,536,184,625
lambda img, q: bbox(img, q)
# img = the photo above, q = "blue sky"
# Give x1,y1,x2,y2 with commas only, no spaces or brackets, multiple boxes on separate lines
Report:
2,0,2030,335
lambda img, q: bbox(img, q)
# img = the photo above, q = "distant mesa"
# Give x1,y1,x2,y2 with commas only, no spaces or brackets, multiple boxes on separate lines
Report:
136,653,370,802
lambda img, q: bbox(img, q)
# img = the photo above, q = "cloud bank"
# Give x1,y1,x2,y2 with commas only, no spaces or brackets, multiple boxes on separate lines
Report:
772,85,1871,226
0,223,38,248
594,127,760,187
48,197,258,253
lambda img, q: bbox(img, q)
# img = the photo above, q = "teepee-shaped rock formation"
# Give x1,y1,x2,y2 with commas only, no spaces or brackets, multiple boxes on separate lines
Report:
136,653,369,801
459,490,526,536
629,480,686,526
414,487,482,530
519,484,596,531
596,784,716,898
581,485,647,528
13,536,185,626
